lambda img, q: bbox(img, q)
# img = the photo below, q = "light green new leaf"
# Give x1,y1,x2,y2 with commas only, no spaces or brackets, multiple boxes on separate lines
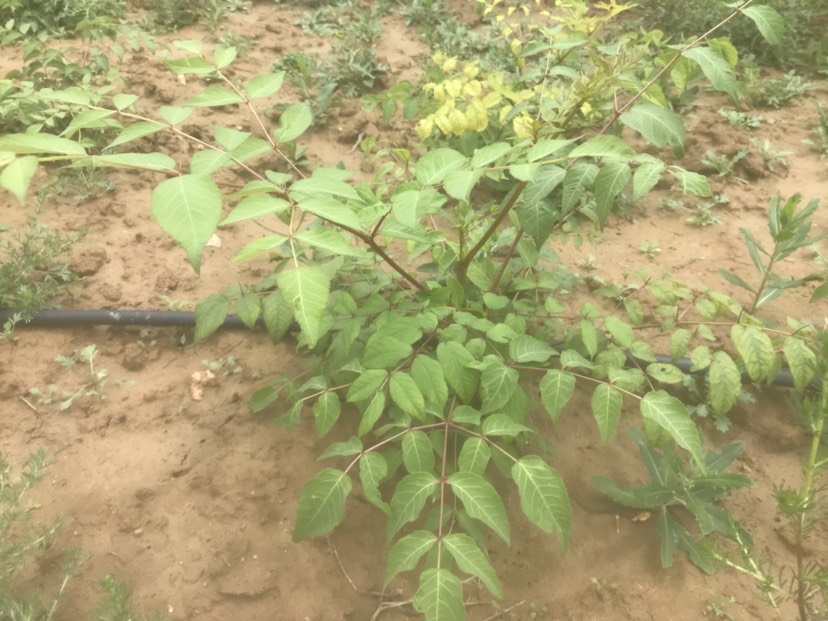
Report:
511,456,571,551
0,156,37,203
671,329,692,360
731,324,775,382
274,102,313,143
562,162,598,212
194,293,229,343
413,569,465,621
604,316,634,348
88,153,177,172
276,266,330,348
633,161,666,200
0,133,85,155
443,169,482,203
292,177,360,201
246,71,285,98
783,337,817,390
521,165,565,205
509,334,556,363
318,437,363,460
360,451,389,514
539,369,575,422
641,391,705,468
594,161,631,226
411,355,448,408
708,351,741,417
297,196,363,231
235,291,260,329
158,105,193,125
480,359,518,414
742,5,784,46
346,369,387,403
443,533,503,598
108,121,166,148
61,109,119,137
591,384,622,445
682,46,742,100
481,414,532,437
213,46,237,69
527,138,577,162
447,472,510,544
221,195,289,226
388,472,439,539
414,147,467,185
620,103,685,149
646,363,685,384
261,290,293,342
363,335,412,369
293,468,352,541
436,342,479,404
391,188,444,228
471,141,512,167
402,430,435,473
151,174,222,273
166,56,213,75
457,437,491,475
391,372,426,420
232,234,288,263
385,531,436,586
313,391,341,438
670,168,712,197
569,135,635,160
296,227,366,258
185,86,244,107
214,125,250,151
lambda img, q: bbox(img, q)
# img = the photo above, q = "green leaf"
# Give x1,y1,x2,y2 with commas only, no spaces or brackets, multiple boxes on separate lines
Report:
391,371,425,420
516,198,557,246
235,291,260,329
296,227,366,258
232,234,288,263
249,385,279,414
521,165,565,204
402,430,435,473
413,569,464,621
646,363,684,384
88,153,177,172
108,121,166,148
708,351,741,417
591,384,622,445
385,531,436,586
292,176,360,201
358,391,386,437
443,533,503,598
511,456,571,551
392,188,444,228
313,392,341,438
471,141,512,167
682,46,742,100
61,109,118,136
718,269,754,292
592,477,674,509
539,369,575,422
261,290,293,342
480,359,518,414
246,71,285,98
671,329,692,360
318,436,363,460
297,196,364,231
620,103,685,149
276,266,330,348
448,472,510,544
293,468,352,541
222,195,289,226
158,105,193,125
0,133,85,155
783,337,817,390
443,169,482,203
658,509,678,568
274,103,313,143
185,86,244,107
731,324,775,382
151,174,222,274
481,414,532,437
412,355,449,408
604,316,634,348
194,294,230,343
670,168,712,197
166,55,213,75
457,437,491,475
213,46,237,69
388,472,439,539
0,156,37,203
415,147,467,185
633,160,666,201
360,451,389,514
436,342,479,404
363,335,412,369
509,334,556,363
562,162,598,212
594,161,631,226
569,135,635,160
641,391,704,468
742,5,784,46
346,369,387,403
527,138,576,162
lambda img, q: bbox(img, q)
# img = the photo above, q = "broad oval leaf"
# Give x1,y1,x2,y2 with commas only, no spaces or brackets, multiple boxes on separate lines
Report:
509,334,556,363
414,147,467,185
313,391,341,438
221,195,289,226
0,133,85,155
194,293,230,343
511,456,571,551
411,355,449,408
151,174,222,273
569,135,635,160
436,342,479,404
274,102,313,143
185,86,244,107
293,468,352,541
783,337,817,390
0,155,37,203
708,351,741,417
742,5,784,46
346,369,387,403
480,359,518,414
682,46,742,100
246,71,285,98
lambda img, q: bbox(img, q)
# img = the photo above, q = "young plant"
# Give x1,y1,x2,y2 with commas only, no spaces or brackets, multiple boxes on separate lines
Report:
28,344,118,411
701,148,748,179
803,102,828,158
750,137,790,173
717,108,763,130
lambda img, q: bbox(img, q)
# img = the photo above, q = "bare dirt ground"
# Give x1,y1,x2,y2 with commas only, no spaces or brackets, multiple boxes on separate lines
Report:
1,3,827,620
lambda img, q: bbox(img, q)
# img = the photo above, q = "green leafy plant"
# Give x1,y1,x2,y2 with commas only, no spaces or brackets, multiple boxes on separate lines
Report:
638,240,661,259
750,137,790,173
717,108,763,129
0,0,124,38
803,102,828,158
750,70,810,108
4,3,823,619
89,574,166,621
701,148,749,179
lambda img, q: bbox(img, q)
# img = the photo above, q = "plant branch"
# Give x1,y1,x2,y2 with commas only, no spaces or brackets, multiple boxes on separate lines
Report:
492,229,524,291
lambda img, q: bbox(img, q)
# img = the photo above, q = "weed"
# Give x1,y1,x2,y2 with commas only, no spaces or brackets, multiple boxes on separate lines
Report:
704,590,736,619
750,71,810,109
803,102,828,158
750,137,791,173
717,108,763,130
201,355,242,377
638,241,661,259
89,574,167,621
701,148,748,179
0,0,124,38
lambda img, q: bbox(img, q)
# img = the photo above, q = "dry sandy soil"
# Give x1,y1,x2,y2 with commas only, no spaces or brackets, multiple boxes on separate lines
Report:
1,2,828,620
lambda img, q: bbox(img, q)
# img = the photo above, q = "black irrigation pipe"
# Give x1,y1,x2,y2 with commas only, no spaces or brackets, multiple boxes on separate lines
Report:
0,309,810,390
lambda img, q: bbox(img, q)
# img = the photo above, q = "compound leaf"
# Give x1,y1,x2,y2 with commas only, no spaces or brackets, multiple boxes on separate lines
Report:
293,468,352,541
511,456,571,552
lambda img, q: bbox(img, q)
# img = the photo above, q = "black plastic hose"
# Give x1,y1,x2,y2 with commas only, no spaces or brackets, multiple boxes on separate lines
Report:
0,309,811,389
